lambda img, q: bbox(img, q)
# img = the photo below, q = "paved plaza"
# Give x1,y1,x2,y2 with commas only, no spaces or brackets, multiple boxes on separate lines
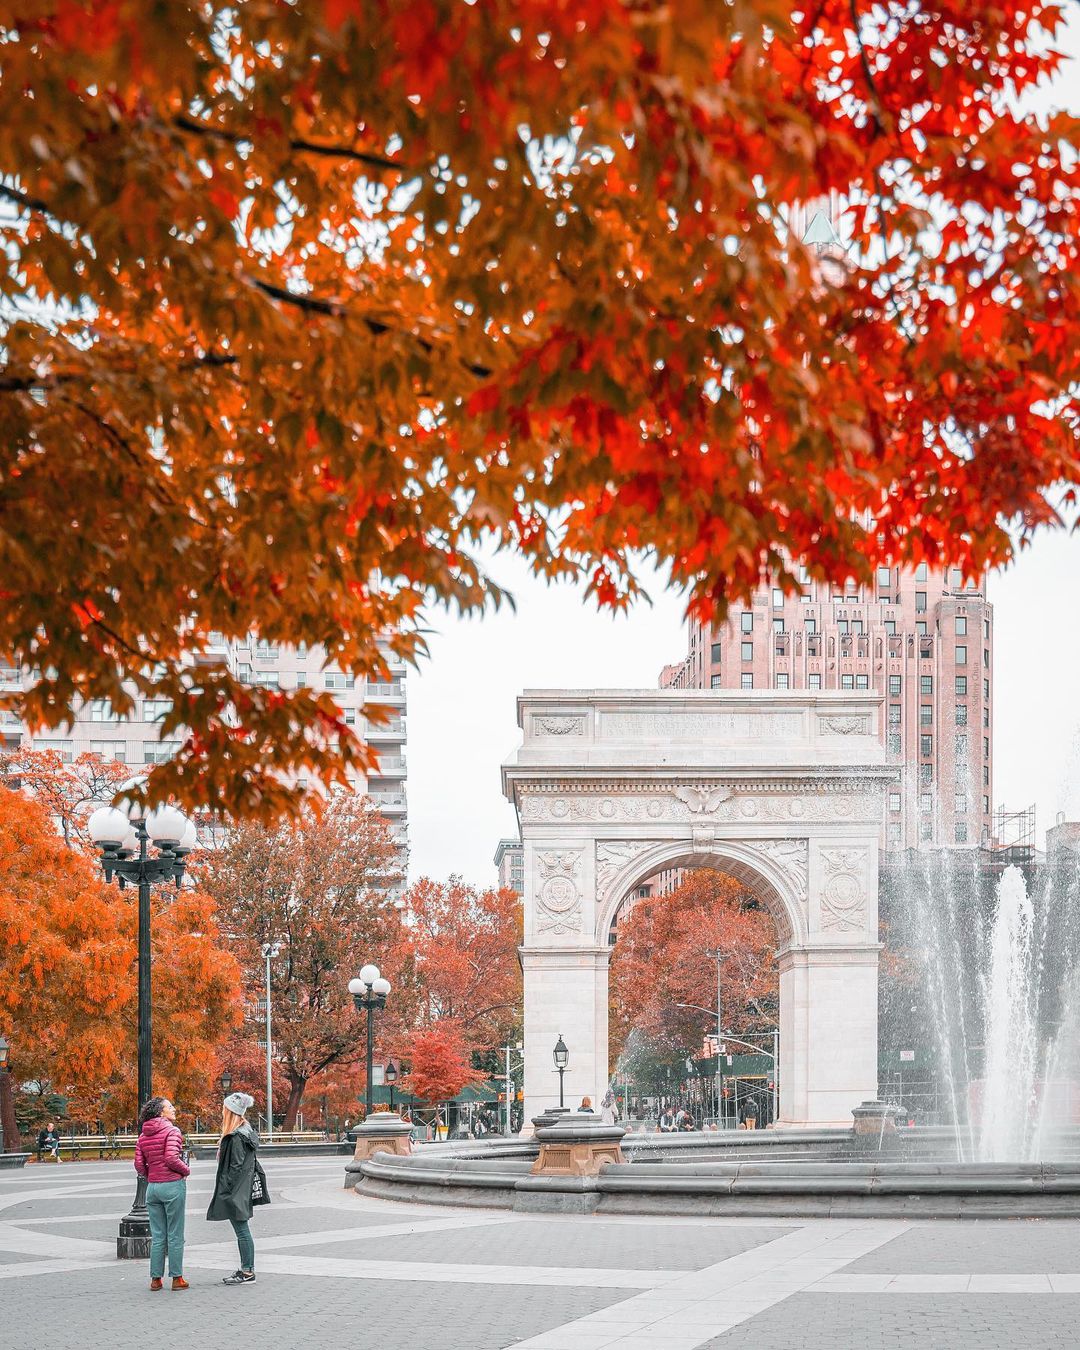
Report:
4,1158,1080,1348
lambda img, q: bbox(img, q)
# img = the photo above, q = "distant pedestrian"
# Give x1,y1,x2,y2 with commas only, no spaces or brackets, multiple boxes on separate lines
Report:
134,1097,189,1291
658,1107,676,1133
600,1091,617,1125
37,1121,62,1163
578,1095,594,1113
207,1091,269,1286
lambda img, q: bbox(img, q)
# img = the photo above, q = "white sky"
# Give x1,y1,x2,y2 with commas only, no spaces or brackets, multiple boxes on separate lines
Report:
406,17,1080,887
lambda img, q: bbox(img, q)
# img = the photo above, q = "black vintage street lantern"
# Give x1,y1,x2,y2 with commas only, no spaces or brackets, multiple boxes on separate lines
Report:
384,1058,400,1112
88,799,194,1258
220,1070,233,1096
348,964,392,1116
553,1034,569,1110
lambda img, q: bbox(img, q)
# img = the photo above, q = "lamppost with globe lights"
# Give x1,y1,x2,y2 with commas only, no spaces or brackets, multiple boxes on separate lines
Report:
384,1058,399,1112
0,1034,17,1156
348,964,391,1116
260,942,281,1142
87,799,194,1258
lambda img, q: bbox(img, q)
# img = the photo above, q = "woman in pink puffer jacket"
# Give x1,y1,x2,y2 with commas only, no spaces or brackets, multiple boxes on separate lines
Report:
134,1096,190,1291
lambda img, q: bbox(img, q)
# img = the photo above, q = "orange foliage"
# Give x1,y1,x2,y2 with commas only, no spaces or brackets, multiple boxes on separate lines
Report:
403,877,522,1050
0,787,242,1127
1,3,1077,817
609,870,777,1066
403,1021,483,1104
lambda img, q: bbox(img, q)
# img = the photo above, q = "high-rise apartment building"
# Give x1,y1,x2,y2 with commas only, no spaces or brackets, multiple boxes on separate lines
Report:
660,565,993,851
1,637,409,897
494,836,524,895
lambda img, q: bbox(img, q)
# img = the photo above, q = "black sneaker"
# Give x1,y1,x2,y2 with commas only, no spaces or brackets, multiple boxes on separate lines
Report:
222,1270,256,1285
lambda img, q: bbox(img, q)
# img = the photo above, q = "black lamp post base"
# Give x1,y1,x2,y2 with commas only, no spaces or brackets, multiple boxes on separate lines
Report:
117,1213,152,1260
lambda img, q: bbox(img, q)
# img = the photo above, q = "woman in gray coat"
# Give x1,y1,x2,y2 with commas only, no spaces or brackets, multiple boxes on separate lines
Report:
206,1091,270,1285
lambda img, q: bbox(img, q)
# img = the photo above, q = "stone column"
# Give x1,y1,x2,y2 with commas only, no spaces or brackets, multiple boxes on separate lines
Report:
522,946,611,1124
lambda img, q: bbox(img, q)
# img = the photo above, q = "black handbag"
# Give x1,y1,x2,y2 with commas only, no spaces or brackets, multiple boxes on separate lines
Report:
251,1159,271,1206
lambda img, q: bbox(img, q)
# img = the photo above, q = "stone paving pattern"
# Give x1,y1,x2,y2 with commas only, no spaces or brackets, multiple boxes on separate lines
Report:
6,1159,1080,1348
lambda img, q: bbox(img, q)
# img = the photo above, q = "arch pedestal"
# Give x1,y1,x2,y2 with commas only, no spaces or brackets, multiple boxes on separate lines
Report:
503,691,894,1128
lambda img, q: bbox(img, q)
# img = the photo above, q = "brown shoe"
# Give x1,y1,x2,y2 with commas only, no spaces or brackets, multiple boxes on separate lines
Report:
150,1278,163,1291
171,1277,189,1290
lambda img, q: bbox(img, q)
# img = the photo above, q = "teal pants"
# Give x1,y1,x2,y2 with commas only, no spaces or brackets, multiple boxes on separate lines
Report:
146,1179,186,1279
230,1218,255,1271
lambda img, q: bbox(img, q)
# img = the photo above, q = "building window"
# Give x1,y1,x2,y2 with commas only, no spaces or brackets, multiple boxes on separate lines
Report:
920,676,933,695
983,648,990,667
252,670,279,688
344,709,357,724
143,698,173,723
984,795,991,813
772,587,784,608
254,641,279,659
983,707,989,728
984,678,990,699
33,738,73,762
885,619,897,635
916,562,929,581
888,705,901,724
805,617,816,635
711,674,723,688
920,735,932,757
325,672,356,690
889,675,901,696
919,820,933,841
984,736,990,758
918,705,931,726
88,741,126,761
88,699,122,723
877,567,892,587
741,673,753,690
955,676,967,695
887,733,901,755
983,765,990,785
955,794,968,814
852,620,864,636
915,591,927,612
841,674,854,690
919,764,933,784
916,620,928,636
955,616,967,636
143,740,182,764
808,673,821,690
919,792,933,812
955,645,967,664
955,822,968,843
889,791,901,812
888,822,902,846
984,618,990,639
956,734,968,755
773,617,784,635
956,704,968,725
711,643,722,662
296,672,307,687
775,674,789,689
741,612,753,633
741,641,753,661
856,674,868,689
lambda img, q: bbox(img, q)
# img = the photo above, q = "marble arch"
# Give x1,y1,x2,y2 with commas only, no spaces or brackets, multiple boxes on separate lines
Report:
502,690,895,1128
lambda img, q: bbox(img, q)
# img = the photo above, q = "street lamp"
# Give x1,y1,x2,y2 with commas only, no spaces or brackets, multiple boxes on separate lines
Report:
220,1070,233,1096
0,1034,15,1157
553,1034,569,1110
384,1058,399,1112
260,942,281,1142
349,964,391,1115
88,796,191,1259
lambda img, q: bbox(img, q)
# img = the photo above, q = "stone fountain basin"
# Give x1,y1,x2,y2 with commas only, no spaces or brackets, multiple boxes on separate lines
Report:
348,1131,1080,1217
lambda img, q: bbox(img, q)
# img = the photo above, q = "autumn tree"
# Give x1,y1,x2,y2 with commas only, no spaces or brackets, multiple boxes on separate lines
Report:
403,1022,483,1106
403,877,522,1053
609,869,777,1070
1,2,1077,817
1,748,131,850
196,793,411,1128
0,786,241,1130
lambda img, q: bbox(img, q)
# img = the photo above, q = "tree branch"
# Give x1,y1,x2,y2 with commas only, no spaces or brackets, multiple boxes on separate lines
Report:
172,114,408,174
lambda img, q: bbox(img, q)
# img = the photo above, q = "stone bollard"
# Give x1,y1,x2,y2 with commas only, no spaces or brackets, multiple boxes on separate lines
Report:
851,1100,899,1136
351,1112,413,1163
531,1111,626,1178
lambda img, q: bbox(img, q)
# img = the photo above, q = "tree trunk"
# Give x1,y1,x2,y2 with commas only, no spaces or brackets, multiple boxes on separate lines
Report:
282,1075,306,1132
0,1071,19,1154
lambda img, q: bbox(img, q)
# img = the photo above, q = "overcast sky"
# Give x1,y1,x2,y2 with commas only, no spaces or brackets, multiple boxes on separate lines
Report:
405,19,1080,888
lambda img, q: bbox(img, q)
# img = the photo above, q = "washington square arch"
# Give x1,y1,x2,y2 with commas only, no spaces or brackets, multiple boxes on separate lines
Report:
502,690,896,1128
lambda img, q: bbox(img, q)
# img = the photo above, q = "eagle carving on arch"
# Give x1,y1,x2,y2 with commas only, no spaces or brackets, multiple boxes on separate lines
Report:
672,784,733,816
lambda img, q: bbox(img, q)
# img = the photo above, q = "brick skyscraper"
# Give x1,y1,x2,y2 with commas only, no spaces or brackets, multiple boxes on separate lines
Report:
660,565,993,851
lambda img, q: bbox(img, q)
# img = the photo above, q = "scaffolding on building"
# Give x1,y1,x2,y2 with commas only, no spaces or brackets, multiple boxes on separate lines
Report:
989,803,1037,867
